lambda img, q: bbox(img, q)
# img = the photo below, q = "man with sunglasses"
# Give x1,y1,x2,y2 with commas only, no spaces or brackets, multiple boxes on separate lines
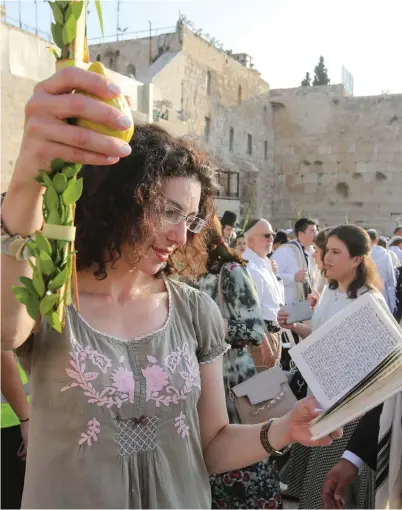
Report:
243,219,285,354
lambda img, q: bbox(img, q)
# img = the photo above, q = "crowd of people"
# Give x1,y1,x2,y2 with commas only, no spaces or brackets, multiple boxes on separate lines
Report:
1,65,402,510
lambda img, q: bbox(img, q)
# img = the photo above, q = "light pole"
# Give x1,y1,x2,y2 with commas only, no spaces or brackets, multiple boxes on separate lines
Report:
149,21,152,65
116,0,120,40
34,0,38,35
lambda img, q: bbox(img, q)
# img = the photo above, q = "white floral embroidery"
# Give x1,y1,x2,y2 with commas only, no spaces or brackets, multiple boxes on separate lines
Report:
174,412,190,439
79,418,100,446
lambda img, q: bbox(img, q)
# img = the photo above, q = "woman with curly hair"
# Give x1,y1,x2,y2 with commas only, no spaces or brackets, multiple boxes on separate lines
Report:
1,67,341,509
197,217,281,508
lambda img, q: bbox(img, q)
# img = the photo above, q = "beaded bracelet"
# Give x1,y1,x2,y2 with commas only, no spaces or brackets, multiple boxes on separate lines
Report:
260,419,291,456
1,228,33,261
1,192,34,261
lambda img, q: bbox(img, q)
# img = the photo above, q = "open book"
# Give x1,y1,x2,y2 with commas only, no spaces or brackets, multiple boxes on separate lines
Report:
289,292,402,440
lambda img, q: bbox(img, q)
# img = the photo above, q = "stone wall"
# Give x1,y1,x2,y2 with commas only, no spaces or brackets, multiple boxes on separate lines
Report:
112,25,276,219
89,29,182,81
271,85,402,233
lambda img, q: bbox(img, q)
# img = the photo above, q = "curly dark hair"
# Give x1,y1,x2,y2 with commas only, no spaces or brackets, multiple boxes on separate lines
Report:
327,225,380,298
75,123,219,279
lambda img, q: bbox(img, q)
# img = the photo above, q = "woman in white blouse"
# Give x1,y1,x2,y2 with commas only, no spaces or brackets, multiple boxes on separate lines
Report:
278,225,385,509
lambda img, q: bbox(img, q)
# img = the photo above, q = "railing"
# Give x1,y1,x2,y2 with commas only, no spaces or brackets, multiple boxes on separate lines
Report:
2,15,52,42
88,26,177,45
1,14,175,47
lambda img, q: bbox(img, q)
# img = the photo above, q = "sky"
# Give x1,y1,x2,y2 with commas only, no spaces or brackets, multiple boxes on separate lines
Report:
4,0,402,96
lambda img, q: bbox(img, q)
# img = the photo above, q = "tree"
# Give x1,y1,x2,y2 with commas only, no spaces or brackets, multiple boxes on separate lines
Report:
313,56,330,85
301,72,311,86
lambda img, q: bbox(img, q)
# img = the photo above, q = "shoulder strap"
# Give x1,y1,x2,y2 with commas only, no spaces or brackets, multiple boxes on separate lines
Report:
217,266,225,315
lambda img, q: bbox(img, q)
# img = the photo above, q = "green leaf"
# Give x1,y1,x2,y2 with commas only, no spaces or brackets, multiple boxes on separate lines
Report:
32,271,45,297
71,1,84,19
47,209,62,225
40,294,60,315
19,276,37,296
51,22,64,50
37,171,54,188
44,186,60,210
25,239,37,256
94,0,104,35
53,173,68,194
35,232,52,256
62,14,77,45
39,251,54,276
51,159,65,171
57,1,69,10
26,295,40,321
49,267,68,291
12,286,33,305
48,1,64,24
62,164,81,179
63,178,83,205
45,311,62,333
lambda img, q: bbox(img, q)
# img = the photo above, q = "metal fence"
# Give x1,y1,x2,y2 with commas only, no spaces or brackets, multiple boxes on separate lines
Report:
2,12,176,47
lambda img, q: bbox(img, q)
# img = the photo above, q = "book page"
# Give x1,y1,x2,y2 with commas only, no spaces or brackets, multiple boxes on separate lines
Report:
310,365,402,439
289,292,402,409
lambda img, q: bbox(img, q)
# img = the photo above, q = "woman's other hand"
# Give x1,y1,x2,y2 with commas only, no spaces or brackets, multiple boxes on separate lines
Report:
307,290,320,310
277,309,294,330
278,396,343,447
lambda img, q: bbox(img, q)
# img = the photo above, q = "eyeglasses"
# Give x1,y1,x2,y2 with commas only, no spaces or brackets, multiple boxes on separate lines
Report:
162,204,206,234
257,233,274,239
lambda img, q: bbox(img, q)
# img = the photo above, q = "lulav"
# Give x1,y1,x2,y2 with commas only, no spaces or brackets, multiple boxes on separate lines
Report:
12,1,134,332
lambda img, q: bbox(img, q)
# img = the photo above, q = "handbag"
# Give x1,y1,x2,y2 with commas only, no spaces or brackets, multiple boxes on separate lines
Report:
250,330,282,370
230,366,298,424
217,266,297,424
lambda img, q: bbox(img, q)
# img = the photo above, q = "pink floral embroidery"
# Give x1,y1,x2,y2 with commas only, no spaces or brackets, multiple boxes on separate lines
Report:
111,367,135,402
141,344,200,408
61,340,134,407
174,412,190,439
79,418,100,446
141,360,169,400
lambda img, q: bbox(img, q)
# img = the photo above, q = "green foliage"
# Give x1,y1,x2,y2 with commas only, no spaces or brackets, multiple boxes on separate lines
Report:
301,72,311,87
12,160,82,331
313,56,330,86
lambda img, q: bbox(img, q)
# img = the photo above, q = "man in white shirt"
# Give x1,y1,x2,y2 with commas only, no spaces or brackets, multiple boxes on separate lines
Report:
244,219,285,334
272,218,318,305
367,229,396,313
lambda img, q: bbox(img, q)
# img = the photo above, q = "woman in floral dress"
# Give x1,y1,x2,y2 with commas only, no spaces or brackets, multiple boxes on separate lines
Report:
197,221,282,509
1,66,342,509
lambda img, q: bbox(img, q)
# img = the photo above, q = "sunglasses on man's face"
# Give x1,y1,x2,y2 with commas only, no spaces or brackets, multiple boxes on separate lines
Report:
258,233,274,239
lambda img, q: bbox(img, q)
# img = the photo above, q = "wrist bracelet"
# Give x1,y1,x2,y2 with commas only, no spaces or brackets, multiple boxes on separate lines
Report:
1,192,35,261
260,419,291,456
19,417,29,423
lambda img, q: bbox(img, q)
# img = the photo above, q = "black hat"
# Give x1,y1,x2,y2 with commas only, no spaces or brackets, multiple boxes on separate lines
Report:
221,211,237,227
